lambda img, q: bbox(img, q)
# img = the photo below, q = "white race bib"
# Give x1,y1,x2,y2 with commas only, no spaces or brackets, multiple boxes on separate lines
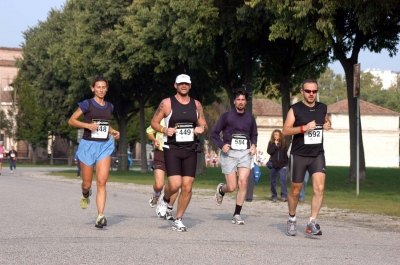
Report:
231,134,248,150
0,154,3,158
175,123,194,142
91,119,110,139
10,153,15,158
304,125,323,144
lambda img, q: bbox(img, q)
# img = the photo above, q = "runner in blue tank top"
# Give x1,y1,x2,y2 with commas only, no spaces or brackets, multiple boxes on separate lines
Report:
68,75,120,229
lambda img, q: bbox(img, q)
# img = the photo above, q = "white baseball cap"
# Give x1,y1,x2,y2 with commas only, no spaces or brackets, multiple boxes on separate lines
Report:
175,74,191,84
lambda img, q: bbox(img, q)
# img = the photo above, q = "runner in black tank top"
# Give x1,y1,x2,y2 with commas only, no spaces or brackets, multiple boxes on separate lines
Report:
282,79,331,237
164,96,198,149
150,74,208,232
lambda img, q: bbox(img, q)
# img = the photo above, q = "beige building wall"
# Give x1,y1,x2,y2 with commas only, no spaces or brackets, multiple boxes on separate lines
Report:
324,114,399,168
0,47,23,151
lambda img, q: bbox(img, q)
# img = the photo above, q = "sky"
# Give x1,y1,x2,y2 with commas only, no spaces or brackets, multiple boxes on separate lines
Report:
1,0,399,75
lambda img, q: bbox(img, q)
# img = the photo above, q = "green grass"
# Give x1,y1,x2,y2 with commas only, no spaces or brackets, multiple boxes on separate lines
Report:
51,166,400,217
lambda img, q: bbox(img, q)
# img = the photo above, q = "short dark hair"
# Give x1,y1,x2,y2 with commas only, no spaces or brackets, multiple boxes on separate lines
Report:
301,79,318,90
233,88,249,100
91,75,109,88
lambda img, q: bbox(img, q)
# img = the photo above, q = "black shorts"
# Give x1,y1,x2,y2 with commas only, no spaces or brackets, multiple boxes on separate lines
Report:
289,154,326,183
164,147,197,177
152,149,166,172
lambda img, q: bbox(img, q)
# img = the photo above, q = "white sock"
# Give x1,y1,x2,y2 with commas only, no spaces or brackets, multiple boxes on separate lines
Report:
309,217,315,223
289,215,296,221
153,191,161,197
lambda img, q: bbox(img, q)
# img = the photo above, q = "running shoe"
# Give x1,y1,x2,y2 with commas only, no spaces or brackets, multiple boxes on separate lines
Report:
80,197,90,209
156,196,167,218
286,219,297,236
306,219,322,235
165,209,174,220
95,214,108,228
80,188,92,209
172,218,187,232
231,214,245,225
149,195,159,208
215,183,225,205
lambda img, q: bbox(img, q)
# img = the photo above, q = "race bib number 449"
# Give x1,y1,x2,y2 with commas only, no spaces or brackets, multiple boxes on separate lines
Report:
91,119,110,139
175,123,194,142
304,124,323,144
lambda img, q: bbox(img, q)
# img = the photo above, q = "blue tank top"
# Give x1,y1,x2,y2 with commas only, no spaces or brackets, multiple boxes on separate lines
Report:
82,99,112,142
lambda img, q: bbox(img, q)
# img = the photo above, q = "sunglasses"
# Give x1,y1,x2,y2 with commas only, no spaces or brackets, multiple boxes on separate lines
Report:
303,89,318,94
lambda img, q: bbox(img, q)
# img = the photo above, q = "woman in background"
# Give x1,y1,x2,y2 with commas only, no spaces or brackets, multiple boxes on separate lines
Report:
267,129,288,202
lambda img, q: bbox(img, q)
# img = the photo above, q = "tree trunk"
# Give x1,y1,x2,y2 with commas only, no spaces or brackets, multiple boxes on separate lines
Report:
139,94,148,173
280,76,292,145
68,139,74,166
30,144,37,165
245,46,253,115
50,136,54,166
196,136,206,175
117,116,128,171
343,64,366,181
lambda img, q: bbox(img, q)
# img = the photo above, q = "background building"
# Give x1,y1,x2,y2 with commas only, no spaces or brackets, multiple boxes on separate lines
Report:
363,68,399,90
0,47,22,152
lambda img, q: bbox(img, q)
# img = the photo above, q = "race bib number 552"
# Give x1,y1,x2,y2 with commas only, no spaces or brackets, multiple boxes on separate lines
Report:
304,124,323,144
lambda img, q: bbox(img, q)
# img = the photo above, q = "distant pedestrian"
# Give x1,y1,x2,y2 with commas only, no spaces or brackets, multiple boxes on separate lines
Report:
9,146,17,173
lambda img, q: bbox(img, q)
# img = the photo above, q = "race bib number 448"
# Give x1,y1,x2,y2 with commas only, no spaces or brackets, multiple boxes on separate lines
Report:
304,124,323,144
91,119,110,139
175,123,194,142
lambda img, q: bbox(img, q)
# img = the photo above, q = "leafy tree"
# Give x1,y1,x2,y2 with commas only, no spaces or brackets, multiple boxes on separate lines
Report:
257,0,400,181
17,8,77,165
317,68,347,105
13,75,49,164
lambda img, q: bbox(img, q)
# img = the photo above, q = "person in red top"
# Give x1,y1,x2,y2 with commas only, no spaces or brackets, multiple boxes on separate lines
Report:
8,146,18,173
0,141,5,175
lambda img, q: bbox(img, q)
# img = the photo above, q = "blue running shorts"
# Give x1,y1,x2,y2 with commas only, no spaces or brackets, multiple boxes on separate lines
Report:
76,137,115,166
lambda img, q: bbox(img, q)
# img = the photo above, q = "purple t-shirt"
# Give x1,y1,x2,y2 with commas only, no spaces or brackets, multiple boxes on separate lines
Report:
211,109,258,149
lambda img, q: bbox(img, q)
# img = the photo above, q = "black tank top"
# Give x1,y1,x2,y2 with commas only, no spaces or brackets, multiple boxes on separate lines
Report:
165,96,198,148
82,99,112,142
291,101,327,157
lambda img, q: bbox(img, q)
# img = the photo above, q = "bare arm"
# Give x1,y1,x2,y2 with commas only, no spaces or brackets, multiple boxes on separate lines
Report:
194,100,208,135
68,108,98,131
151,99,173,135
323,114,331,131
282,108,303,136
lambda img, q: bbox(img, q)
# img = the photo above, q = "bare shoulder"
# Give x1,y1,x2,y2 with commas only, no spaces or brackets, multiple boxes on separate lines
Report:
155,98,171,117
194,99,203,108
